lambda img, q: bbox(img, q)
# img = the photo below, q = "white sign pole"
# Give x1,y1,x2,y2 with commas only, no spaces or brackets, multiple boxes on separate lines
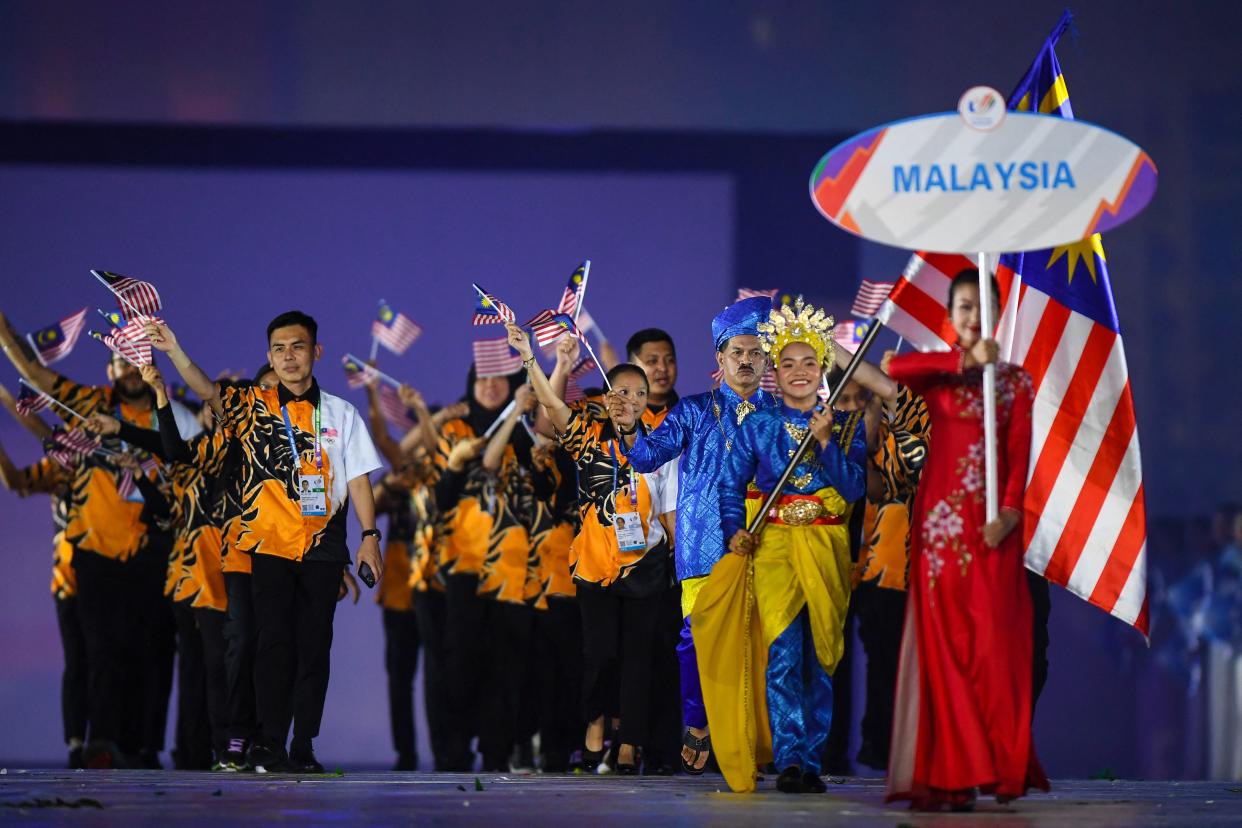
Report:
978,251,999,523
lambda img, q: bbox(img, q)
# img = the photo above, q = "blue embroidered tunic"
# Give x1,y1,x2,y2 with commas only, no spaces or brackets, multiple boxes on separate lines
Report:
718,404,868,541
624,383,778,580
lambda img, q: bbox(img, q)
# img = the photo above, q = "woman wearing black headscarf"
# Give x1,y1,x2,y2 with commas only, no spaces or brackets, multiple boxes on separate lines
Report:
434,364,533,771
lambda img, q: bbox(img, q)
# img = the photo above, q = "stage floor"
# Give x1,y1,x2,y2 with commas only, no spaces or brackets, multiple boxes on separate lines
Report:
0,771,1239,825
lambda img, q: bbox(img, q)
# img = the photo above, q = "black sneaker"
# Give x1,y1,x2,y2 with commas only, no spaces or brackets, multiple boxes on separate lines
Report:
216,738,251,772
776,766,806,794
247,742,286,773
392,753,417,772
68,745,85,769
802,771,828,793
287,745,325,774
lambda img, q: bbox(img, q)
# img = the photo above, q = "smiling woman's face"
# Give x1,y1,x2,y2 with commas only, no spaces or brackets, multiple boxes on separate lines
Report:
775,342,820,406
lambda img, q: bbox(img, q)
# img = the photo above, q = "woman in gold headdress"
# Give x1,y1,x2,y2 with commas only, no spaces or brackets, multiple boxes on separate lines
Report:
694,299,867,794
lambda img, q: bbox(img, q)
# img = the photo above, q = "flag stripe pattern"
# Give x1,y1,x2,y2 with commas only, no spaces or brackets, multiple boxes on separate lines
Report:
16,384,52,416
28,308,88,365
850,280,895,318
557,262,589,318
473,338,523,377
372,302,422,355
92,318,156,366
377,384,416,431
873,251,973,351
93,270,162,321
526,311,581,348
472,284,516,326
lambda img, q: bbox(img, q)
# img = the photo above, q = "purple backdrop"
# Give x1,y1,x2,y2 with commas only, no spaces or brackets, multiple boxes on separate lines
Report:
0,163,733,766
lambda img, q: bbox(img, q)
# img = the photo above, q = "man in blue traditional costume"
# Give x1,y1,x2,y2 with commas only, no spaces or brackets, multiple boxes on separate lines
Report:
694,298,866,794
622,295,778,774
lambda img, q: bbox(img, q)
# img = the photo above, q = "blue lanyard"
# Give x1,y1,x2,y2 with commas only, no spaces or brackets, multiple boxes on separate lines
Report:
608,440,639,508
280,403,322,475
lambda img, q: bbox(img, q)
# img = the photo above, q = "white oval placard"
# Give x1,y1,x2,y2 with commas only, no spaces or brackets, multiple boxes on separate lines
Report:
809,111,1157,253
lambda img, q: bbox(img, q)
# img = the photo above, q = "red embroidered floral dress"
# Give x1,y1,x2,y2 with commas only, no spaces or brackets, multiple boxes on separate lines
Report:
884,349,1049,808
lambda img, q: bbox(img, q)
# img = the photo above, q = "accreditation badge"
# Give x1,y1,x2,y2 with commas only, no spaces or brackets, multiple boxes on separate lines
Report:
297,473,327,517
612,511,646,552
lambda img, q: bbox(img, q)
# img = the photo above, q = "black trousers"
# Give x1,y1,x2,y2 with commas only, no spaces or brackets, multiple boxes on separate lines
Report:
645,583,684,768
382,607,421,764
1028,570,1052,710
535,596,583,771
251,555,343,753
412,588,450,770
853,581,906,770
196,607,229,756
577,586,664,748
72,549,143,748
172,600,212,769
223,572,257,742
476,601,534,771
442,572,488,771
54,595,89,746
128,541,175,756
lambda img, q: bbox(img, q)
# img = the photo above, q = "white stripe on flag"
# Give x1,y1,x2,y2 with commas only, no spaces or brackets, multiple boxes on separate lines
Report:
1004,286,1049,368
1062,431,1143,601
1024,338,1130,571
1025,313,1095,476
1111,538,1148,627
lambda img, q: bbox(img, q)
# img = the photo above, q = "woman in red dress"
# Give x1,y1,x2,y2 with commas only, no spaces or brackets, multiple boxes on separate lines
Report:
885,270,1049,811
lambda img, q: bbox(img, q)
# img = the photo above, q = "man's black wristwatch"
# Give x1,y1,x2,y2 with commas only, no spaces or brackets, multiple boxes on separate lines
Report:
361,529,382,542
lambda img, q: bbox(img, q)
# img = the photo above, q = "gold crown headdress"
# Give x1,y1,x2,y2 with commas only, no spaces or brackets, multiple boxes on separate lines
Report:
757,297,836,368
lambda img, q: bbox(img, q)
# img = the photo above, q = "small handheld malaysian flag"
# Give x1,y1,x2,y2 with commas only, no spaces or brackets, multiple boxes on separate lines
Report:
563,354,597,403
472,284,516,326
92,270,162,322
26,308,88,366
850,280,895,319
53,427,102,456
372,301,422,356
342,355,377,389
526,311,582,348
16,383,52,416
115,470,137,500
377,384,416,431
557,261,590,319
42,436,81,470
472,337,523,377
90,327,151,366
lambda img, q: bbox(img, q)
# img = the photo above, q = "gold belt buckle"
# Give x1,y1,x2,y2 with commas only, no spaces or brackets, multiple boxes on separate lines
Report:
777,499,824,526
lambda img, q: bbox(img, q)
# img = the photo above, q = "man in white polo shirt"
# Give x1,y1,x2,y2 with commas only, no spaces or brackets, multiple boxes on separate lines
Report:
148,311,383,773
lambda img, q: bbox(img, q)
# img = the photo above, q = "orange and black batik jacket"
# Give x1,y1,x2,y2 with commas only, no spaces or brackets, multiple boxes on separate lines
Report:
217,381,381,563
49,376,183,562
375,468,419,612
156,403,230,612
529,447,579,605
557,403,676,598
434,418,532,601
13,456,76,598
855,385,931,592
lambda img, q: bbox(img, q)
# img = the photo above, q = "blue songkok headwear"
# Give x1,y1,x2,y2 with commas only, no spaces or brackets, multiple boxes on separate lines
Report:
712,296,771,351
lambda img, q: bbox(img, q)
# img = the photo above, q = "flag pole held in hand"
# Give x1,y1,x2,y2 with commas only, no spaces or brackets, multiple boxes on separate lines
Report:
978,251,999,523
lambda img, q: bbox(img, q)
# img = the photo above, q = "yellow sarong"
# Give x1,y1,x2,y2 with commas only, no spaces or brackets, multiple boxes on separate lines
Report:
692,489,853,793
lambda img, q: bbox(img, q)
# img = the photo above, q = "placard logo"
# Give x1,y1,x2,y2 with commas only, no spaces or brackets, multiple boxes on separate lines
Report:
958,86,1006,131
